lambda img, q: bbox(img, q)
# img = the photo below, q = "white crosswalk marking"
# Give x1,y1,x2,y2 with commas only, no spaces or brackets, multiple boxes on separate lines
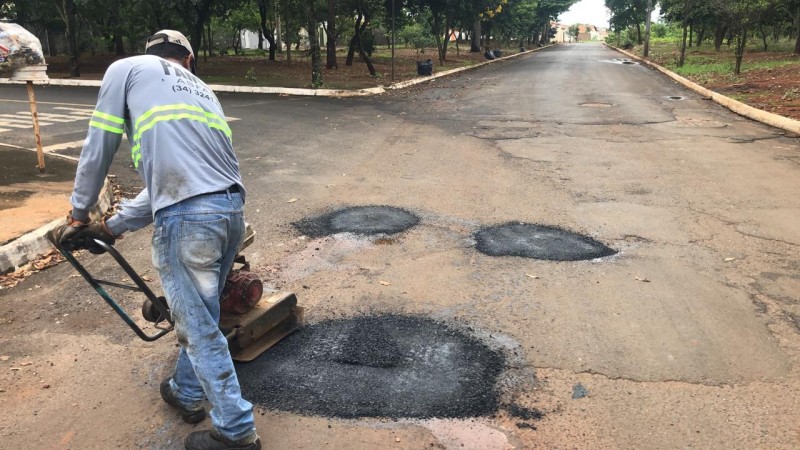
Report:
0,107,93,133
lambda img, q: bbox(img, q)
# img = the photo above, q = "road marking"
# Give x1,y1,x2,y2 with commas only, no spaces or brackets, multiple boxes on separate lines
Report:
42,140,86,153
0,99,95,107
53,106,94,115
0,107,93,133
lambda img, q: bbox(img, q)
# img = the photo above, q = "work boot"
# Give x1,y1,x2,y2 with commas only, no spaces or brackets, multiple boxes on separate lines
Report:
184,430,261,450
160,378,207,424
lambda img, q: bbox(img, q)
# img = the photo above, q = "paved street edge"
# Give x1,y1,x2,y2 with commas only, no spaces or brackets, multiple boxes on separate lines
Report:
0,178,114,274
606,44,800,136
0,45,552,97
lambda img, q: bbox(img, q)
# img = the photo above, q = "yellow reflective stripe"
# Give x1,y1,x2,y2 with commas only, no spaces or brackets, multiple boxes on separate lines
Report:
132,147,142,168
135,103,204,130
134,108,230,141
90,120,124,134
131,143,140,168
130,106,232,169
93,110,125,124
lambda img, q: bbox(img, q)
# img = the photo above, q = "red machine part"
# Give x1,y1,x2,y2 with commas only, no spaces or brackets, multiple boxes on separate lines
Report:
220,270,263,315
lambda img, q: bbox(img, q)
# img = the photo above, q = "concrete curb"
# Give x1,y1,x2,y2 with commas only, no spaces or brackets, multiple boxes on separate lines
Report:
605,44,800,136
0,178,114,274
0,45,552,97
387,45,553,90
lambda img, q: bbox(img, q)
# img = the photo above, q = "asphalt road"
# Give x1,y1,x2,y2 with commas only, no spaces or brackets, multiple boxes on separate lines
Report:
1,43,799,449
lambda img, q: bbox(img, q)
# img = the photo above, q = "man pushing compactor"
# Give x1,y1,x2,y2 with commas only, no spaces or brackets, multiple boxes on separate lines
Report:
49,30,261,450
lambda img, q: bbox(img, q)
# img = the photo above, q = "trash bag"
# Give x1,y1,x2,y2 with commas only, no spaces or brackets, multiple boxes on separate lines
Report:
484,50,495,60
519,46,526,52
416,59,433,76
492,49,503,58
0,23,45,74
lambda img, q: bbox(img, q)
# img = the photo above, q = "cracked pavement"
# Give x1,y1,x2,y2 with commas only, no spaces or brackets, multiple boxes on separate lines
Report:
1,42,799,449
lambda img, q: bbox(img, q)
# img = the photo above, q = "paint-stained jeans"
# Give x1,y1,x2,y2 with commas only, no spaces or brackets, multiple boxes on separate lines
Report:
151,190,256,442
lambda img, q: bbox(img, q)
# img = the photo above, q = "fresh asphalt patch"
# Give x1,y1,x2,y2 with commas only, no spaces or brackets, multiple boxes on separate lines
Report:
474,223,616,261
235,314,506,419
292,205,420,238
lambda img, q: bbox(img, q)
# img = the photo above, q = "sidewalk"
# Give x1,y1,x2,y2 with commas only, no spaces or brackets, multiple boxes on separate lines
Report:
0,145,112,273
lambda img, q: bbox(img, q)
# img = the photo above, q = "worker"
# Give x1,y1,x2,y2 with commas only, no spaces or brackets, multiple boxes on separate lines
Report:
48,30,260,450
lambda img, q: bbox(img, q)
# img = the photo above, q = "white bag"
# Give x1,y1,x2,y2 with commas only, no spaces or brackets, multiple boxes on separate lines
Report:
0,23,45,74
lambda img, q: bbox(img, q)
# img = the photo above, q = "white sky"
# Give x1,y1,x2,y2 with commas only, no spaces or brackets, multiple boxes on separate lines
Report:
557,0,611,27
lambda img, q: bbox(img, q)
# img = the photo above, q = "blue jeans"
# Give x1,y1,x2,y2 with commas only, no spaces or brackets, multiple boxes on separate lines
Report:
151,190,256,442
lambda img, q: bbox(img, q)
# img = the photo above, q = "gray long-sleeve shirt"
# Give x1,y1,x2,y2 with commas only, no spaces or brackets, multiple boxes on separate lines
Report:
69,55,244,235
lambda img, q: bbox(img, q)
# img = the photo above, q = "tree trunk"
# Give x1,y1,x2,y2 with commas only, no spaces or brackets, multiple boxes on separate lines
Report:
636,22,642,44
57,0,81,76
471,19,481,52
714,24,727,51
759,25,767,51
307,0,323,86
353,15,375,76
282,0,292,62
114,32,124,55
734,27,747,75
643,0,652,57
345,12,361,66
258,0,277,60
696,25,705,46
678,21,688,67
688,21,693,47
326,0,337,69
795,7,800,54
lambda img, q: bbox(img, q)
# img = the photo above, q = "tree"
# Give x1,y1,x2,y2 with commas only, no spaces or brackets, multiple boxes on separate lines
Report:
54,0,81,76
257,0,279,60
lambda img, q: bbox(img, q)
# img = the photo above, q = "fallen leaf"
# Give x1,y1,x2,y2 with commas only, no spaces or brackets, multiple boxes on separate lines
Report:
287,198,298,203
19,362,33,366
379,281,390,286
141,275,153,282
634,277,651,283
525,274,539,279
10,367,21,371
395,437,401,442
42,384,50,389
723,257,736,262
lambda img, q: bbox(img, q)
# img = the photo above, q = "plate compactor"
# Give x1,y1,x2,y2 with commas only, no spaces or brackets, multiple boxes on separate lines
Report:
52,225,303,362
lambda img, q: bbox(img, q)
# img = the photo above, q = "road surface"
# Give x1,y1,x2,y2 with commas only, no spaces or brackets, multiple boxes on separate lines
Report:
1,43,799,449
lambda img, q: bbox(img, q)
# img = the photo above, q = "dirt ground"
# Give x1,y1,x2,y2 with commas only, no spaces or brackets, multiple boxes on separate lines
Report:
45,46,513,89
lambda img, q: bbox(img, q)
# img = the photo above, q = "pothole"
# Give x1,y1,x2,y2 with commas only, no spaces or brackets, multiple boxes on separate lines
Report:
292,205,420,238
580,102,613,108
236,315,506,419
474,223,617,260
600,59,640,65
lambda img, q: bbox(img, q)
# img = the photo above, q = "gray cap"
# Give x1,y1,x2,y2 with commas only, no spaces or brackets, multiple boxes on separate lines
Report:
145,29,194,58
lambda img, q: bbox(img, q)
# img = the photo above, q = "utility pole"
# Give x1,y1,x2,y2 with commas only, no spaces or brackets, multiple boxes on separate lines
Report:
643,0,653,57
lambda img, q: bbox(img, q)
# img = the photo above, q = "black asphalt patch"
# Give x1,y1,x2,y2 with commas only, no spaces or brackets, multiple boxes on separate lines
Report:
235,315,506,419
474,223,616,261
292,205,420,238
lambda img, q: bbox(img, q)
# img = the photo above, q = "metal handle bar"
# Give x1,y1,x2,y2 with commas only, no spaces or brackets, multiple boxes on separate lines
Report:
55,239,173,342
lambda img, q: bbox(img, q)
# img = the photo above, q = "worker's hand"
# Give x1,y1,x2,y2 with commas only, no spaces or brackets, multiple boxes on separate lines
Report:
47,214,88,251
72,219,117,254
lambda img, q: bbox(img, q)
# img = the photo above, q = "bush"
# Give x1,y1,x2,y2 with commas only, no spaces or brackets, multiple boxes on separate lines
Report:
652,23,668,38
399,24,435,55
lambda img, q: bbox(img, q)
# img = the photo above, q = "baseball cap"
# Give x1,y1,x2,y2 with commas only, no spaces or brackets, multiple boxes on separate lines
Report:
145,30,196,74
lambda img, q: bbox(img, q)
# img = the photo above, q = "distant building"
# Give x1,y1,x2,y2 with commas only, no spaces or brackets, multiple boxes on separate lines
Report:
552,23,574,43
